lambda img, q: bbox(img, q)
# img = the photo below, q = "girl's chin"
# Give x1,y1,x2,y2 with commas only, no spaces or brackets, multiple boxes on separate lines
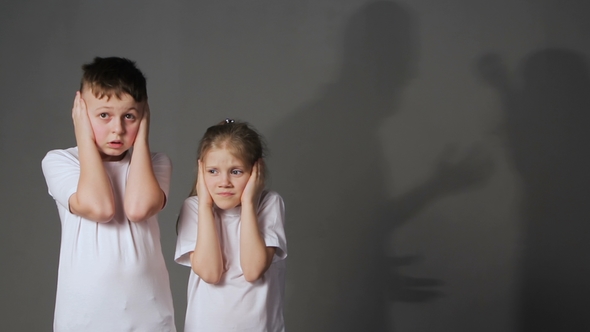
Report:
214,201,241,210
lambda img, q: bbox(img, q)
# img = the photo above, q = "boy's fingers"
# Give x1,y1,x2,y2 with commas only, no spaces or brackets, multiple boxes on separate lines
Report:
142,102,151,121
73,92,78,109
80,96,87,112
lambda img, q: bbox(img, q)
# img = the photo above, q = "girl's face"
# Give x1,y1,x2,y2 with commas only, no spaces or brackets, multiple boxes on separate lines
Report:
202,147,252,210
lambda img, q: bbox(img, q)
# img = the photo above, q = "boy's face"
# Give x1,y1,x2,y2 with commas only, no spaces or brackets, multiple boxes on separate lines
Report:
202,147,252,210
81,89,143,161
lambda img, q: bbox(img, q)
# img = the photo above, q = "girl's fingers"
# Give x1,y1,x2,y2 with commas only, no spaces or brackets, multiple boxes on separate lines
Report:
197,159,213,204
197,160,204,186
258,159,264,179
252,161,258,178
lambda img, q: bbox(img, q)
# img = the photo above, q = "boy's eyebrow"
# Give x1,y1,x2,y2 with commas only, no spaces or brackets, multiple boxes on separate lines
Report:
93,106,140,112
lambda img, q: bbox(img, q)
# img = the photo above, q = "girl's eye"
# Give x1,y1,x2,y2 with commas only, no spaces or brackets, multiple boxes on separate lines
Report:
231,169,243,175
125,114,136,120
207,169,217,174
99,113,108,119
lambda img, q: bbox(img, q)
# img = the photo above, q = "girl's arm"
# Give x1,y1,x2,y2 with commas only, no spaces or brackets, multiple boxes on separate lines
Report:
69,92,115,222
190,160,225,284
124,103,167,222
240,160,276,282
240,204,276,282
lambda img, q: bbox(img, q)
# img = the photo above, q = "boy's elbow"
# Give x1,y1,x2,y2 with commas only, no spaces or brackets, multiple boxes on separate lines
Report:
125,206,154,223
125,202,159,222
95,212,114,223
126,211,148,223
71,195,114,222
87,205,115,223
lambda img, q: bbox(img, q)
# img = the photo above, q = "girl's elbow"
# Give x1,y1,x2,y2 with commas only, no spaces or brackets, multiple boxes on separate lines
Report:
192,266,223,284
243,269,265,283
202,274,223,284
191,259,224,284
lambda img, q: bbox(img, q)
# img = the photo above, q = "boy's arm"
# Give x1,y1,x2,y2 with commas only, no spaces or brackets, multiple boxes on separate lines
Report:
124,103,167,222
69,92,115,222
190,161,225,284
239,161,277,282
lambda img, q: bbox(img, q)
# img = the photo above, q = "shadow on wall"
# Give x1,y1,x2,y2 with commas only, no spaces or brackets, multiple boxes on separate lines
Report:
477,48,590,332
268,1,493,331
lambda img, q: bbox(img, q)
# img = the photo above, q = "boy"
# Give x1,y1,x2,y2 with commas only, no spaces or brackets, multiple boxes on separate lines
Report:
42,57,176,331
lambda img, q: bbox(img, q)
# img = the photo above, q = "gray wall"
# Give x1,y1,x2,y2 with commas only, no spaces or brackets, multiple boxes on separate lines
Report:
1,1,589,331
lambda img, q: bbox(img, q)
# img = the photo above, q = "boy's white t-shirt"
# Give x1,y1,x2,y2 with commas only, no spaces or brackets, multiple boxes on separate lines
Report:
175,190,287,332
42,147,176,332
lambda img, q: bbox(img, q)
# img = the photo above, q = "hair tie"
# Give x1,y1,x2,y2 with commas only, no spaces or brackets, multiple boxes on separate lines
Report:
224,118,235,124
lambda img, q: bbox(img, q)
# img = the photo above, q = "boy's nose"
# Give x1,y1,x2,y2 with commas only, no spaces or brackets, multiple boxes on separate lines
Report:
111,118,125,134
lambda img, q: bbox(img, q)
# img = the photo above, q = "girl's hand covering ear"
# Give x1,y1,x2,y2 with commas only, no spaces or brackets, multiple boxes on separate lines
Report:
197,159,214,208
242,159,265,206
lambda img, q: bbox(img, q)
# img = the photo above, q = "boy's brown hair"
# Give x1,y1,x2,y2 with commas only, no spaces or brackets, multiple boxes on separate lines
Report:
80,57,147,102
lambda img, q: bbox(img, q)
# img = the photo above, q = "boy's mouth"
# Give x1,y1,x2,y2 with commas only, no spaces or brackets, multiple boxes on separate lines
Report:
108,141,123,148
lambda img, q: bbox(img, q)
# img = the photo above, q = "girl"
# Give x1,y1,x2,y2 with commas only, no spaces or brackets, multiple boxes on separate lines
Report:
175,119,287,332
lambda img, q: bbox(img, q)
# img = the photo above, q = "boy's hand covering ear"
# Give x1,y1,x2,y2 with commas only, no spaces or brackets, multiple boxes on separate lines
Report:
135,102,151,145
72,91,95,143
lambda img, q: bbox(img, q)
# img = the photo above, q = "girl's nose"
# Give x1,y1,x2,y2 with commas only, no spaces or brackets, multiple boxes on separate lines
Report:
219,174,231,187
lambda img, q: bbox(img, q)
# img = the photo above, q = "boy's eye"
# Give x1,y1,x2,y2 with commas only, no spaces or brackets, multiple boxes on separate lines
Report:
231,169,243,175
125,114,136,120
99,113,108,119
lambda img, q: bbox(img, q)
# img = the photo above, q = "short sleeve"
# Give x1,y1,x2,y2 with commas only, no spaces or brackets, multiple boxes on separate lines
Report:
41,149,80,211
175,197,199,267
258,191,287,261
151,152,172,206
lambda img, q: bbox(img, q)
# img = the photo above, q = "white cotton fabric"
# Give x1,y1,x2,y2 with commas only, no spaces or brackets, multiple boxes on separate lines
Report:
175,190,287,332
42,147,176,332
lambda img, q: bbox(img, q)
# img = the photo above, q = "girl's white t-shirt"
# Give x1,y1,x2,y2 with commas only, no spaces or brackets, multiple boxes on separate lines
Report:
42,147,176,332
175,190,287,332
